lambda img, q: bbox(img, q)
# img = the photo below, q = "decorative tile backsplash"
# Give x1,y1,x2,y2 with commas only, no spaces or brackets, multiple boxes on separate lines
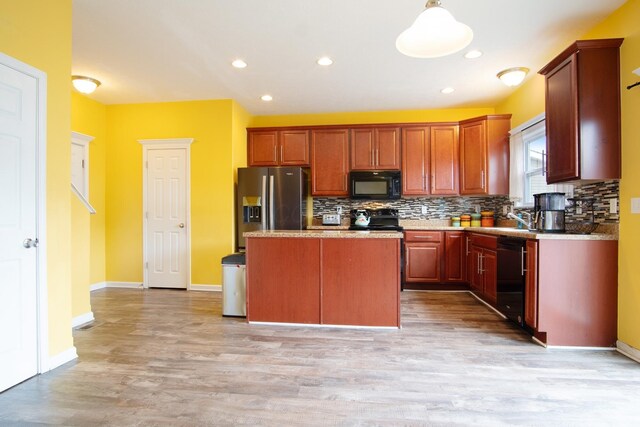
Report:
312,180,620,223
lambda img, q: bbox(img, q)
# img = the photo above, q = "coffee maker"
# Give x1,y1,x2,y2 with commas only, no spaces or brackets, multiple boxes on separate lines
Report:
533,192,566,233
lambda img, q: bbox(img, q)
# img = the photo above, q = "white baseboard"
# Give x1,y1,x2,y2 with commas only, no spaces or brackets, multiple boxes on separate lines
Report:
190,284,221,292
90,281,107,291
105,281,143,289
617,340,640,363
72,312,94,328
47,346,78,371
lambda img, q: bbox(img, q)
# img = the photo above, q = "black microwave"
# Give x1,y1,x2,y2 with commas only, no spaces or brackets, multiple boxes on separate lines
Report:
349,170,401,199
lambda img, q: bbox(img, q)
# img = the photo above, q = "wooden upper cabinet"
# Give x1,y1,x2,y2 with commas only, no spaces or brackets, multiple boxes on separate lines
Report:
539,39,623,184
350,127,400,170
311,129,350,196
459,115,510,195
401,126,429,196
248,129,309,167
430,125,459,195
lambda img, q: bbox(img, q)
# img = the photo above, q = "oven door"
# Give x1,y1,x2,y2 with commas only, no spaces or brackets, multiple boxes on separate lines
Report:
496,237,526,326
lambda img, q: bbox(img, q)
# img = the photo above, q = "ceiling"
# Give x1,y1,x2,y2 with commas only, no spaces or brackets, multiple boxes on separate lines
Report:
72,0,626,115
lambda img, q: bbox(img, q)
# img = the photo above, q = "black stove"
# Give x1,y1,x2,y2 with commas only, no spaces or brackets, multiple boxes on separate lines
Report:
348,208,404,231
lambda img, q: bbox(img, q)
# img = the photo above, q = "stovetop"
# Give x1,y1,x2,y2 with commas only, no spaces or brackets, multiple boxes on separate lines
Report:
348,208,404,231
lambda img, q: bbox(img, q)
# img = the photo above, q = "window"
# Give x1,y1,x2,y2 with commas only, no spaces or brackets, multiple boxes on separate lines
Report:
509,115,572,207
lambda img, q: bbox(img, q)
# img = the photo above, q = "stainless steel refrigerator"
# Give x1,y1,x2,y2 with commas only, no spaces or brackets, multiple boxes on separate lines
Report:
236,167,309,250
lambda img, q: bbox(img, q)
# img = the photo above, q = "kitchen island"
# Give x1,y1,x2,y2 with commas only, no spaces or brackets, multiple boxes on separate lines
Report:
244,230,402,328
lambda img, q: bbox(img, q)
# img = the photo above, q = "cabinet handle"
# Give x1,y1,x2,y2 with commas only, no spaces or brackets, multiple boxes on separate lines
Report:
376,149,380,166
542,150,546,177
414,235,433,239
280,145,284,163
481,170,485,189
479,253,484,274
431,174,435,192
522,247,528,275
371,150,375,166
477,253,481,275
466,238,469,256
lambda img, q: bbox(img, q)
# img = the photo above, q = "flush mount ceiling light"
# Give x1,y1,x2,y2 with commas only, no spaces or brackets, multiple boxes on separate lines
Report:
464,49,483,59
71,75,101,94
231,59,247,69
260,94,273,102
441,87,455,94
317,56,334,66
497,67,530,87
396,0,473,58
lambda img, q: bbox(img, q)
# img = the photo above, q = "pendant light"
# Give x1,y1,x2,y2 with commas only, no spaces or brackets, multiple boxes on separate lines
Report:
396,0,473,58
71,75,101,94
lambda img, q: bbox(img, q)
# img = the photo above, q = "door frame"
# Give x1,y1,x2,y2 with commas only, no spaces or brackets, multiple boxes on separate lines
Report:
0,52,49,373
139,138,193,289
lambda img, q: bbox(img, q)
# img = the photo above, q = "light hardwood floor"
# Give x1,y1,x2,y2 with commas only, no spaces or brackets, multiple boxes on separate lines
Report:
1,288,639,426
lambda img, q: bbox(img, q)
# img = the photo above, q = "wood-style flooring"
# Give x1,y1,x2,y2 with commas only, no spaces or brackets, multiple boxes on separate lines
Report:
1,289,639,426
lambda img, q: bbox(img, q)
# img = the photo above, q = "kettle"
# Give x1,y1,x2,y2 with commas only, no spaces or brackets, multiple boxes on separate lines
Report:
354,210,370,227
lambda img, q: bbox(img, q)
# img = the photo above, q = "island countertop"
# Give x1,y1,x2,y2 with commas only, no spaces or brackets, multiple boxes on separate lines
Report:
243,229,403,239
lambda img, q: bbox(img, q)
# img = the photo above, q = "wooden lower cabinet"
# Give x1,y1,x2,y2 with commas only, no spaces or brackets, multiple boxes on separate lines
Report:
468,233,498,305
524,240,538,330
444,231,465,282
246,237,400,327
404,231,442,283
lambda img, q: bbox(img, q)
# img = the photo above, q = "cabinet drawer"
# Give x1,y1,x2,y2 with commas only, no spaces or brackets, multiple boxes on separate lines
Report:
470,233,497,250
404,231,442,243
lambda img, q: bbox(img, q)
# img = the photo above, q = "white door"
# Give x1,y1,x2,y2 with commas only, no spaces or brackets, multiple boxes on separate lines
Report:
146,148,188,288
0,62,39,391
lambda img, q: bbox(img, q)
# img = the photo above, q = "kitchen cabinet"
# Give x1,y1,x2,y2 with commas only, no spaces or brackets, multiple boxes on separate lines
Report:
468,233,498,304
539,39,623,183
430,125,459,195
404,231,442,283
524,239,538,330
311,129,350,196
401,126,430,196
444,231,465,282
248,129,309,166
350,127,400,170
459,115,511,195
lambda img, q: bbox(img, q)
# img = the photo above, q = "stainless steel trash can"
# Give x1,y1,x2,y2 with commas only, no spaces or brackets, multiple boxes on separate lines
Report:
221,253,246,317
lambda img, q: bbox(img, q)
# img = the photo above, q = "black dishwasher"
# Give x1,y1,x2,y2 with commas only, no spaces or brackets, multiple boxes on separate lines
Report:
496,237,526,327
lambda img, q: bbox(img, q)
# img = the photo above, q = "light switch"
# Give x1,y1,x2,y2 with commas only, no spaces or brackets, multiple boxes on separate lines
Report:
336,206,342,215
632,198,640,214
609,198,618,214
421,206,428,215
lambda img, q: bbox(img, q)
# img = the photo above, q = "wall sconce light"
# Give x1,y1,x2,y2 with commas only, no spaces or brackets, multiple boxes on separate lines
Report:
71,75,101,94
496,67,529,87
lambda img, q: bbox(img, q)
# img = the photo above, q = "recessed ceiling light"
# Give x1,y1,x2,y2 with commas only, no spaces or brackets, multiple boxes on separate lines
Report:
232,59,247,69
317,56,334,66
464,50,483,59
441,87,455,94
261,94,273,102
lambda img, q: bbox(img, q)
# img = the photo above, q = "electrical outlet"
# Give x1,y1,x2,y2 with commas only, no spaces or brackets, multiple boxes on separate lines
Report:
609,198,618,214
631,198,640,214
336,206,342,215
502,205,508,215
421,206,428,215
576,206,582,215
474,205,481,214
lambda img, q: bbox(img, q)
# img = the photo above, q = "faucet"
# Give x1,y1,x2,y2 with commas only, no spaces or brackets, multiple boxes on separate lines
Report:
507,211,533,230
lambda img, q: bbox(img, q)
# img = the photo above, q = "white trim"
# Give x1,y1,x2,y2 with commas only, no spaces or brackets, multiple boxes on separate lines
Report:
249,321,400,330
105,281,143,289
544,345,616,351
0,52,50,375
509,112,545,135
139,138,193,289
71,131,93,200
90,282,107,291
190,284,222,292
47,347,78,371
71,183,96,214
617,340,640,363
72,312,95,328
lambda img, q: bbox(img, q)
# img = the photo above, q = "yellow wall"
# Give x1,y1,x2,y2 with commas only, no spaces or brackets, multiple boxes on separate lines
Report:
105,100,236,286
496,0,640,350
249,107,495,127
70,195,91,317
0,0,74,355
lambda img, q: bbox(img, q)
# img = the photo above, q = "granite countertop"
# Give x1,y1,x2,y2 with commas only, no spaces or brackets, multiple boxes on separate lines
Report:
244,230,403,239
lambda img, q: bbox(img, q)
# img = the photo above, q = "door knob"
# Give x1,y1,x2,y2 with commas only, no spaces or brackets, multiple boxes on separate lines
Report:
23,238,38,248
178,223,185,228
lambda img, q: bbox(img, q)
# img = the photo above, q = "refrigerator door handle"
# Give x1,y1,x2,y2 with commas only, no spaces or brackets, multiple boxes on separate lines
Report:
261,175,267,230
269,175,275,230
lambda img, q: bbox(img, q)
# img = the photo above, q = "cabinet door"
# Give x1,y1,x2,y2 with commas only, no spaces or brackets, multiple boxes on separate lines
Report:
350,128,375,170
311,129,349,196
248,131,278,166
524,240,539,330
280,130,310,166
405,243,441,283
401,126,429,195
459,121,487,195
376,127,401,170
470,246,483,292
545,55,579,183
482,249,498,305
430,125,459,195
444,232,465,282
